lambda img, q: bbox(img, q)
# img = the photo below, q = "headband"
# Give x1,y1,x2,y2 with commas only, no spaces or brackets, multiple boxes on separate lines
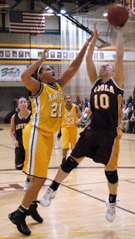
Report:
37,65,43,80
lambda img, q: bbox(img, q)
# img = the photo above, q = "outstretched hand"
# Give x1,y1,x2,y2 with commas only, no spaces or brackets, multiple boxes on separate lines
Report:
41,48,49,62
113,20,128,32
85,34,94,47
93,22,101,39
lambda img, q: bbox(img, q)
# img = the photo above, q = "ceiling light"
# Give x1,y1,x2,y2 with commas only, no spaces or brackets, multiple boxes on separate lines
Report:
60,7,66,14
103,12,108,17
45,6,49,10
47,8,54,13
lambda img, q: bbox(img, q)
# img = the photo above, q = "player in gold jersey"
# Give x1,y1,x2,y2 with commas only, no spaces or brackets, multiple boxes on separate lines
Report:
61,95,82,163
8,36,93,236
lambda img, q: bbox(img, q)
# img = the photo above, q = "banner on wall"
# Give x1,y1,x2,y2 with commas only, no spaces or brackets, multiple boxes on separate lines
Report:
0,65,27,81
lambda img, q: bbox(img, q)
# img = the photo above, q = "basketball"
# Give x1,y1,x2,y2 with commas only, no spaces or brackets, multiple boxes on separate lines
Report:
107,4,129,28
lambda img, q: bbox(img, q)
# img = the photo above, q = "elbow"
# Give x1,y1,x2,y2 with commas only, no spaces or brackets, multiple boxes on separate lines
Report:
21,72,26,84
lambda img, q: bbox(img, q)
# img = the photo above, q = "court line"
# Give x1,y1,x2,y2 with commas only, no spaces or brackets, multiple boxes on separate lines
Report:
0,177,135,187
47,178,135,216
126,180,135,184
121,138,135,142
0,144,14,150
0,137,135,150
1,231,135,239
1,166,135,172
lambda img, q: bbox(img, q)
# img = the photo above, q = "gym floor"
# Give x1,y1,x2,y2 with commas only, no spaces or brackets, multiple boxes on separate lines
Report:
0,124,135,239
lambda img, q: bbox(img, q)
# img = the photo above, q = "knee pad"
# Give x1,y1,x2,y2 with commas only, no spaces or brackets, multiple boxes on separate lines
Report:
105,170,118,184
61,156,78,173
16,165,23,170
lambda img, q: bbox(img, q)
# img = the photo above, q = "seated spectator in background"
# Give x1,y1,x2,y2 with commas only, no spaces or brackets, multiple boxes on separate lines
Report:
127,96,133,106
120,103,133,132
81,104,89,120
84,97,90,108
122,103,128,119
75,95,82,105
80,104,90,128
128,111,135,133
75,95,83,112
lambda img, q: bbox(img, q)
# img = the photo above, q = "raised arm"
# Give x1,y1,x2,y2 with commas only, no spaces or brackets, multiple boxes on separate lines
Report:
114,24,126,88
86,23,100,85
21,49,48,95
58,36,93,88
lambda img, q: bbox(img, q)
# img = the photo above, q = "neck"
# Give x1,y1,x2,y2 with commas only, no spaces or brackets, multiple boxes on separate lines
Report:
101,76,111,83
66,104,72,110
19,109,29,118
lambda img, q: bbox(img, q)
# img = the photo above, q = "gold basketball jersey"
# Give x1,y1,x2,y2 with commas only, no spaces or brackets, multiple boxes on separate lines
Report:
29,82,64,136
62,103,78,128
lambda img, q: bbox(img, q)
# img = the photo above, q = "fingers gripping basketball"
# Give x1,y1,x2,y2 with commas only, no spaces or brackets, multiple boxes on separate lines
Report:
107,4,129,28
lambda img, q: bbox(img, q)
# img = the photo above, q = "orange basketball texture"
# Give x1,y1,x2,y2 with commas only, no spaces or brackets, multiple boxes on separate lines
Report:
107,4,129,27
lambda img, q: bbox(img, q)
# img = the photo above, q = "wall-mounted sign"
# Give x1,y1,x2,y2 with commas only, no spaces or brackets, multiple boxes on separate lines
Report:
0,65,27,81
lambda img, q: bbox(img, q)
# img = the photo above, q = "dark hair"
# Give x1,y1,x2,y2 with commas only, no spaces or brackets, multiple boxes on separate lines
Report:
31,65,43,81
17,96,27,105
65,95,71,100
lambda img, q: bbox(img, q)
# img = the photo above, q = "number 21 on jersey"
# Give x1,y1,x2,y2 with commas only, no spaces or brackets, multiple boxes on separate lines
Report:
51,102,63,118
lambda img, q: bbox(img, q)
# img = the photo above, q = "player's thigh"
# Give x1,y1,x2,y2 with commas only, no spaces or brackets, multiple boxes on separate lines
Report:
23,125,53,178
69,127,77,150
95,130,121,168
62,127,70,149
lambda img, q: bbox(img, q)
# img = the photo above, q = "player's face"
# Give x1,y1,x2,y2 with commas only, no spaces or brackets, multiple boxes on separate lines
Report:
18,98,28,110
99,64,114,78
65,96,72,105
39,65,56,83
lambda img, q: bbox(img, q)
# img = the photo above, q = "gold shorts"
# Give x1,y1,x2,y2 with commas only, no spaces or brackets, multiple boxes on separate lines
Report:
22,124,53,178
62,127,77,150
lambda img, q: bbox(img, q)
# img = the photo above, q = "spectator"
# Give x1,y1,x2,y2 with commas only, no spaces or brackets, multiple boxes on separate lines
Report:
75,95,82,105
84,97,90,108
120,103,133,132
127,96,133,105
128,111,135,133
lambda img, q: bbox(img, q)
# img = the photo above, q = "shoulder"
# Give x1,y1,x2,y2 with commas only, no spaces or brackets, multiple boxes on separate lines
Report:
55,81,63,90
30,82,44,98
111,78,124,91
91,78,101,88
13,113,17,120
10,113,16,125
